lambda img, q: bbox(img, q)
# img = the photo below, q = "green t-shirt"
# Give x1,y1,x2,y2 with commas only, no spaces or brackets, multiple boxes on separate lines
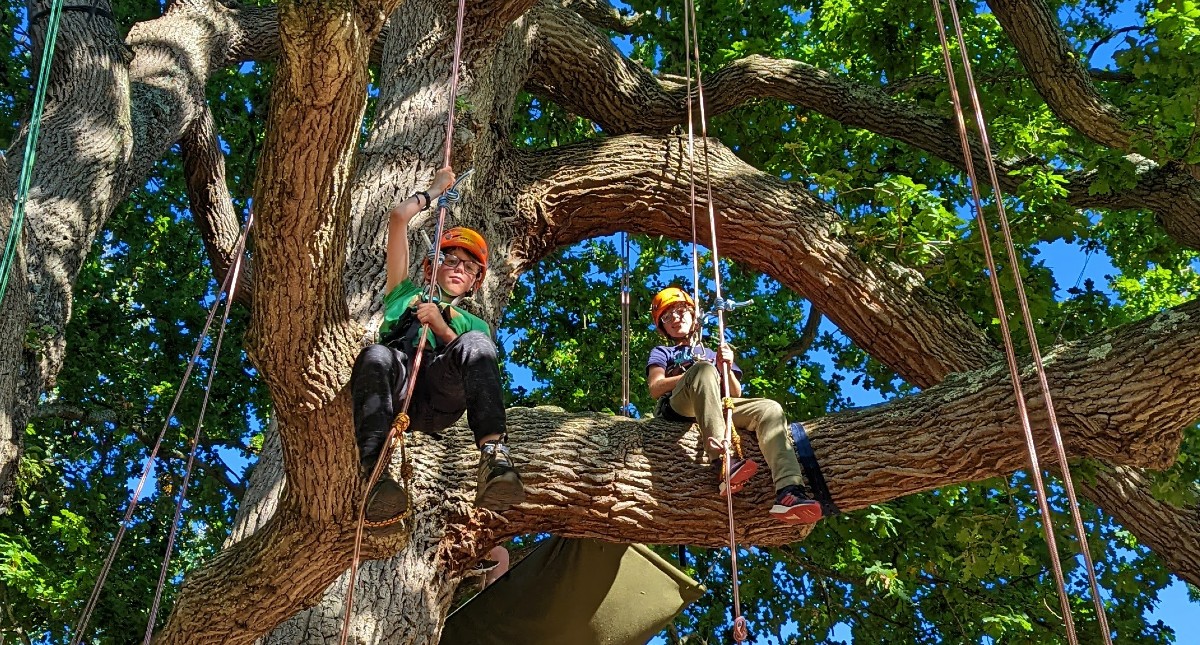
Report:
379,279,491,349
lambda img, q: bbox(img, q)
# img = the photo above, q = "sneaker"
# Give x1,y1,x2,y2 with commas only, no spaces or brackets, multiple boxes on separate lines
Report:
475,440,526,512
715,457,759,497
364,473,410,526
770,485,823,524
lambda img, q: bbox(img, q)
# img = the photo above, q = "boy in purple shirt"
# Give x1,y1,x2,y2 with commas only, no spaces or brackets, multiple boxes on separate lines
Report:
646,287,822,524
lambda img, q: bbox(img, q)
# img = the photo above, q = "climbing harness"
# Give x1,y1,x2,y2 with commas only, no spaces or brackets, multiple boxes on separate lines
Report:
680,0,748,638
931,1,1112,642
339,0,473,639
69,213,254,645
0,0,66,308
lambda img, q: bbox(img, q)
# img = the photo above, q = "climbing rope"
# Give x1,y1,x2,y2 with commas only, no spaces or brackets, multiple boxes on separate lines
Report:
620,231,633,417
339,0,472,640
143,214,252,644
680,0,748,639
0,0,67,308
69,213,254,645
931,1,1112,642
680,0,702,333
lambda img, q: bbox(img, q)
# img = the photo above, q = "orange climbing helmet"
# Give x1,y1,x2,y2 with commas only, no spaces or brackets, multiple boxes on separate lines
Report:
427,226,489,283
651,287,696,334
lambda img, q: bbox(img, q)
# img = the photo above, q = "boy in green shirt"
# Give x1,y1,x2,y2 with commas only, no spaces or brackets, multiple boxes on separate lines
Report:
351,167,524,525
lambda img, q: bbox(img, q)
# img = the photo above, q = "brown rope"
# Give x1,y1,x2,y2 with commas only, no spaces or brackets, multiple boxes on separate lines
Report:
362,413,413,529
931,1,1112,642
620,231,632,417
143,211,252,644
681,0,747,639
340,0,471,640
682,8,703,328
69,213,254,645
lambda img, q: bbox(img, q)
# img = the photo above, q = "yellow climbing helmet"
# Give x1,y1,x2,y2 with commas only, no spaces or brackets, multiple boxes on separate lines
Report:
651,287,696,334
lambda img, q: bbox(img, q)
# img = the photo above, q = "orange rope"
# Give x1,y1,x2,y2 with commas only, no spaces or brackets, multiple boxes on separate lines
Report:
681,0,747,639
931,1,1111,642
340,0,471,640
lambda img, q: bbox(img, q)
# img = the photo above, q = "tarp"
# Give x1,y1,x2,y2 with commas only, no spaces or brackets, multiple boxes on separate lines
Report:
441,537,706,645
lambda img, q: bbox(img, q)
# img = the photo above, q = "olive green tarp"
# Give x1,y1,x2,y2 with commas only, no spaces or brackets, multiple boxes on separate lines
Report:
441,537,706,645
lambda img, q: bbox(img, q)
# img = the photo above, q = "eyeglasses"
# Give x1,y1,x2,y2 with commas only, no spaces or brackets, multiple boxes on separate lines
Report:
661,307,693,321
437,252,482,276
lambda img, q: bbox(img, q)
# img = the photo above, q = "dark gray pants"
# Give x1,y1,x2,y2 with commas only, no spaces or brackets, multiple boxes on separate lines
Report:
350,331,506,470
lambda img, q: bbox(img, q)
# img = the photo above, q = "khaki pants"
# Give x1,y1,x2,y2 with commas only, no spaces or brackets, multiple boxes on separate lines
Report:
666,361,804,491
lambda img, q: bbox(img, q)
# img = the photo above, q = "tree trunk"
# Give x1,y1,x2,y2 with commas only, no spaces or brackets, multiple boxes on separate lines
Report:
0,155,26,508
0,0,133,511
3,0,1197,641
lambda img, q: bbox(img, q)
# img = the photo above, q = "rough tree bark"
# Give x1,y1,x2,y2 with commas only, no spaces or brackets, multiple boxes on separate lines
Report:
182,295,1199,644
2,0,1197,642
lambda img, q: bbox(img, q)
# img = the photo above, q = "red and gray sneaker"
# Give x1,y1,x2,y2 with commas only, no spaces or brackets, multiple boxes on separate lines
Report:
770,485,823,524
716,458,759,497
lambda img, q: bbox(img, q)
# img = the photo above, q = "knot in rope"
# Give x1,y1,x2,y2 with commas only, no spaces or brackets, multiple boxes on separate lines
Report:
732,616,749,642
437,167,475,209
713,297,754,312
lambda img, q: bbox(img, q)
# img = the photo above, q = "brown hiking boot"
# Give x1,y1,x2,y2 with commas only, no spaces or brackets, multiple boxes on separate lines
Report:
364,472,409,527
475,439,525,512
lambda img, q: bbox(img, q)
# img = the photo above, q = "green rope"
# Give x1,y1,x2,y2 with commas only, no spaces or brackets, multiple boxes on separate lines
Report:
0,0,68,307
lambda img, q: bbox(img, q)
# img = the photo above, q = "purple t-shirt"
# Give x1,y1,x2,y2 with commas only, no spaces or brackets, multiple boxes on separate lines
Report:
646,344,742,378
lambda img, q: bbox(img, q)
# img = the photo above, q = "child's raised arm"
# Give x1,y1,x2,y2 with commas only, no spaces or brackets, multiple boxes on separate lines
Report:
384,167,455,293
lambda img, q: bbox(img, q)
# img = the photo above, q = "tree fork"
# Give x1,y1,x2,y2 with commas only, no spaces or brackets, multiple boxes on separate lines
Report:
523,1,1200,250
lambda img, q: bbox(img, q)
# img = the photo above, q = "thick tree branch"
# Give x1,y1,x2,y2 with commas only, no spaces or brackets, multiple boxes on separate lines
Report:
180,104,254,305
152,299,1199,643
516,133,1200,584
472,0,545,33
244,0,382,513
525,5,1200,250
0,155,26,510
516,133,998,387
560,0,647,34
1077,466,1200,588
472,300,1197,548
2,0,133,509
985,0,1135,152
125,0,280,193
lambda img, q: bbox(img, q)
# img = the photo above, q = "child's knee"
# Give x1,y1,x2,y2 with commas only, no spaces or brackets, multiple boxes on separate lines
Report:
763,400,785,424
353,344,393,380
684,360,719,385
457,331,498,360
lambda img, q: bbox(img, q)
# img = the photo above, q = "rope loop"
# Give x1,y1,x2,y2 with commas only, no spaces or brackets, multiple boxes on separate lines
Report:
732,616,749,642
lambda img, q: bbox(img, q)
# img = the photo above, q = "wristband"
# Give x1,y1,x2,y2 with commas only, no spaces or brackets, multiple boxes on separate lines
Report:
412,191,431,211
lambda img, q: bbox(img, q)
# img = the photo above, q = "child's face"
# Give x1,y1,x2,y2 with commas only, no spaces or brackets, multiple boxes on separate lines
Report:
660,303,695,340
434,248,482,297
